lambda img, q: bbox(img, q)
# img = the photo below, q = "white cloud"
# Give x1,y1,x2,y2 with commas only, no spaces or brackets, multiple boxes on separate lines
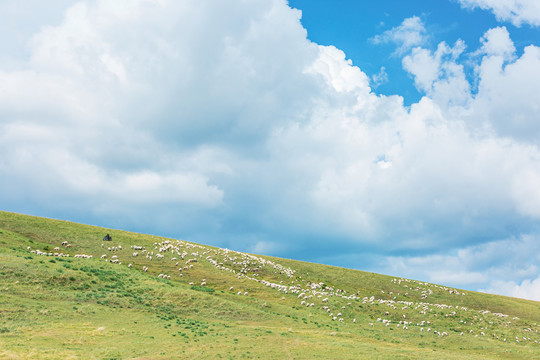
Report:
481,276,540,301
458,0,540,27
371,66,389,88
478,26,516,60
371,16,427,55
403,40,471,108
470,42,540,143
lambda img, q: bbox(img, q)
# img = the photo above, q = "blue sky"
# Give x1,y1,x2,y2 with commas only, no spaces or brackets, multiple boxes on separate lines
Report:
1,0,540,300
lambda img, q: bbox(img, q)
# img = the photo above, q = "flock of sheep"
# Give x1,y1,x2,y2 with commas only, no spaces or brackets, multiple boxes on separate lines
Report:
24,235,540,346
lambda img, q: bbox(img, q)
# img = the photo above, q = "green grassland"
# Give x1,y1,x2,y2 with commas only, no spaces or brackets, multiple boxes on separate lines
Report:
0,211,539,359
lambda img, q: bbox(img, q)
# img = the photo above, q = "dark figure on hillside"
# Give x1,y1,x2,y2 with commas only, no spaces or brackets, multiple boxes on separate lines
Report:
103,233,112,241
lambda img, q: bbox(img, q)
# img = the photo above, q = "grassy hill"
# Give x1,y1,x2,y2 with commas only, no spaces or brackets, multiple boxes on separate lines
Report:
1,211,539,359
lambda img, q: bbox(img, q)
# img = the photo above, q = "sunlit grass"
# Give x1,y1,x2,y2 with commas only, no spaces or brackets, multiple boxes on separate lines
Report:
0,210,539,359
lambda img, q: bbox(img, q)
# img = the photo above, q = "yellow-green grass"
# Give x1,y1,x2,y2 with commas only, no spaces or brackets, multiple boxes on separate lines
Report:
0,211,539,359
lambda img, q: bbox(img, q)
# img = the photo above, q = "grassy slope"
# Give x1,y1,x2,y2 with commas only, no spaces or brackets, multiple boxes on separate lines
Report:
0,211,539,359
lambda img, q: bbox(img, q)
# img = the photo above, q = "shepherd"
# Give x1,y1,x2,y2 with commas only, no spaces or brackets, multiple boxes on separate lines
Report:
103,233,112,241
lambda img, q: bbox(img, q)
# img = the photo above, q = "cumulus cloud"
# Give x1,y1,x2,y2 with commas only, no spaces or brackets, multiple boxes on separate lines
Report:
1,0,540,299
458,0,540,27
398,25,540,144
482,276,540,301
371,16,428,55
402,40,471,107
478,26,516,59
371,66,389,88
470,29,540,143
0,0,313,208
